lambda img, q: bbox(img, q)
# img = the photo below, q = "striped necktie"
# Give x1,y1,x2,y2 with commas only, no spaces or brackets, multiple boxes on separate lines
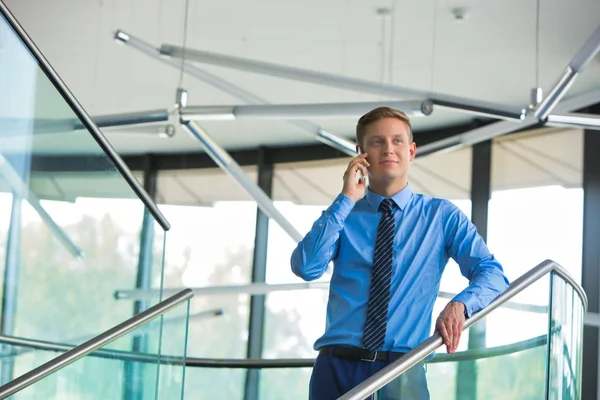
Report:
362,199,395,351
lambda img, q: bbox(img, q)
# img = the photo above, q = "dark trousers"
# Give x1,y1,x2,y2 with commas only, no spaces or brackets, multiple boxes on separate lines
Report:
309,352,430,400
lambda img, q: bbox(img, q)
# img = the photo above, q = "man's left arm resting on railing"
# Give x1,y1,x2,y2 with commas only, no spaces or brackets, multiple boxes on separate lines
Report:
435,200,510,354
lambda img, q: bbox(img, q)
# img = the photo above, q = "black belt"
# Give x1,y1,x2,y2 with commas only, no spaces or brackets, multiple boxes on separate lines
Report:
319,346,405,363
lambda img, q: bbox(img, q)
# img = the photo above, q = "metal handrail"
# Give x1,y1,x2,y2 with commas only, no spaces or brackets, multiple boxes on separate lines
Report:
340,259,587,399
0,289,193,399
114,283,548,314
0,329,548,369
0,260,584,397
0,2,171,231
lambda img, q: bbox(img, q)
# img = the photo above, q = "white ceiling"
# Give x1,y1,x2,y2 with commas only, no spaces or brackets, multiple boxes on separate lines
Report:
2,0,599,155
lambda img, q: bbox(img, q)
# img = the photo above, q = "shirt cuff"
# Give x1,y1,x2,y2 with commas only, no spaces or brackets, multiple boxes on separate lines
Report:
325,193,356,222
450,293,477,318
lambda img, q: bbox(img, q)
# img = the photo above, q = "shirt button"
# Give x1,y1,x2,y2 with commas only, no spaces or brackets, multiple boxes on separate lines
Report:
335,200,340,204
319,223,323,227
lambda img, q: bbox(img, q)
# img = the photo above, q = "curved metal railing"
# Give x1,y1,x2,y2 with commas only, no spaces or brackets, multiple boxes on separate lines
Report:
340,259,587,399
0,329,547,369
0,289,193,399
0,261,584,396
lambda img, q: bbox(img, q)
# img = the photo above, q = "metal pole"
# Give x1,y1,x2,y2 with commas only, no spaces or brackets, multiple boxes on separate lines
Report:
1,110,172,136
416,118,540,158
0,331,551,369
158,43,525,121
534,25,600,121
180,101,432,120
416,88,600,157
244,148,273,400
0,289,193,399
114,31,358,156
85,109,169,129
180,120,302,243
114,282,331,301
546,113,600,130
123,156,158,400
0,193,22,385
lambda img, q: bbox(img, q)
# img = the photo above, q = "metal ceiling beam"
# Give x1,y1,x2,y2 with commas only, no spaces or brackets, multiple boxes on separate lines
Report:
417,118,540,157
0,120,505,173
84,109,169,129
180,100,433,121
418,89,600,157
546,113,600,131
11,96,597,175
535,24,600,121
115,30,359,156
158,43,526,121
180,120,303,243
0,110,171,136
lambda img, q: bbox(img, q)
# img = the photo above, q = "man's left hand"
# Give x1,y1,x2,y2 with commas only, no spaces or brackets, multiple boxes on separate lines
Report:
435,302,466,354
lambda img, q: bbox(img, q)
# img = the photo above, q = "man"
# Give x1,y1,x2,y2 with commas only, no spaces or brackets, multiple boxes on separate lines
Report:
290,107,510,399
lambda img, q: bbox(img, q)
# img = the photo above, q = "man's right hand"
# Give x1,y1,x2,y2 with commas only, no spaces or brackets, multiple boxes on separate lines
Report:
342,153,369,203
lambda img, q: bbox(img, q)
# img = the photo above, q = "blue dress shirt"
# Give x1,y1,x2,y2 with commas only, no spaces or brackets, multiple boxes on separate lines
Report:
291,184,510,353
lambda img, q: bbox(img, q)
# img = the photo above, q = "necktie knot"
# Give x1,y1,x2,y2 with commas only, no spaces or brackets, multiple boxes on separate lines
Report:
379,199,393,215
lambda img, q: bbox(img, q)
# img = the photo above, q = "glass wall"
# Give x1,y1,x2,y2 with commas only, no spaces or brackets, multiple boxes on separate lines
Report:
489,129,583,283
12,188,144,343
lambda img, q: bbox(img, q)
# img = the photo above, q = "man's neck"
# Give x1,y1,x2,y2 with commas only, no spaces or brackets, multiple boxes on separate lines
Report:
369,178,408,199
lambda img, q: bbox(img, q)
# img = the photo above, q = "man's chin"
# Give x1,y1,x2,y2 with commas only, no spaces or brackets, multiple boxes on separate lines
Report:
370,172,404,184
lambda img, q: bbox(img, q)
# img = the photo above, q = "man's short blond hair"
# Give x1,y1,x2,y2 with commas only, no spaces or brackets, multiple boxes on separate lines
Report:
356,107,413,148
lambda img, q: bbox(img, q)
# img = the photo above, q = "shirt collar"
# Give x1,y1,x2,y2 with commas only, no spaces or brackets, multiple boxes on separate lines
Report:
366,183,413,212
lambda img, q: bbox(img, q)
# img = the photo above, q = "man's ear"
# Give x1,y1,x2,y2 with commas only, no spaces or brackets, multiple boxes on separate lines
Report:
409,142,417,162
356,144,362,154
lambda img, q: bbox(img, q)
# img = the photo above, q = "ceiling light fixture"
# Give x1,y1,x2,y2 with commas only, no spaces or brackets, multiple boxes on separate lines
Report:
179,100,433,121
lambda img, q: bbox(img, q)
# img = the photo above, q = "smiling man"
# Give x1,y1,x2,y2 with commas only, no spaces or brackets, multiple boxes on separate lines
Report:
291,107,510,399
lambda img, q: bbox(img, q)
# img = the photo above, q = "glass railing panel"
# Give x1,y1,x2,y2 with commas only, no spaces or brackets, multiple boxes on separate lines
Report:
0,298,189,399
0,6,179,394
155,294,190,400
182,294,250,399
185,368,246,399
113,290,251,398
259,368,312,400
372,274,552,399
0,4,170,353
260,289,325,399
547,273,585,400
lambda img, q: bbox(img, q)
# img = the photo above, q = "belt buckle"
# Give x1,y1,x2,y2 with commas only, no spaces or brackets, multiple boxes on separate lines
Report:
361,351,378,362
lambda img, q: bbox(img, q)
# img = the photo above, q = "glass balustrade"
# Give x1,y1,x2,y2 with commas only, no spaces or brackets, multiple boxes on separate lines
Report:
0,5,185,398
